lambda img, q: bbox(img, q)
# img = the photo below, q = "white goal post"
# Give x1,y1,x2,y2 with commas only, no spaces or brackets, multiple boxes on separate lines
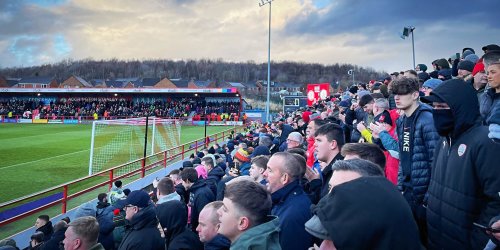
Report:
88,117,181,175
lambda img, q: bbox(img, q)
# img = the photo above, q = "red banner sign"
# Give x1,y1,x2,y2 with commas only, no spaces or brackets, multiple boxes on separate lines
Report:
307,83,330,106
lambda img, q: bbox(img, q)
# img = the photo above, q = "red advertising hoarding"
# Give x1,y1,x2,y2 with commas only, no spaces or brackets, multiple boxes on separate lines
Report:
306,83,330,106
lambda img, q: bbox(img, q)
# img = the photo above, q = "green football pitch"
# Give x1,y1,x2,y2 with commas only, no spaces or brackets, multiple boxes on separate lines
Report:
0,123,233,204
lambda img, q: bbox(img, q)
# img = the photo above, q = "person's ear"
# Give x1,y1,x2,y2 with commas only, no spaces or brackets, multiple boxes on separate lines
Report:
281,171,290,184
329,140,338,150
75,239,82,249
237,216,250,231
413,91,420,100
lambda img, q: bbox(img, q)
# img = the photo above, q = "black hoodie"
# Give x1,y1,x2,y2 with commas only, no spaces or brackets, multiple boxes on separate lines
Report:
424,79,500,249
313,177,422,249
156,200,203,250
188,180,215,232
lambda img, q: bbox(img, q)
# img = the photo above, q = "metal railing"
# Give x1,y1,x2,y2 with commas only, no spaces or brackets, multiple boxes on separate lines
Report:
0,126,243,228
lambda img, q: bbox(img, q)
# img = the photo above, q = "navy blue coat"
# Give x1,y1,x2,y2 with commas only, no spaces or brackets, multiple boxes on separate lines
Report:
395,103,439,207
271,180,312,250
96,203,115,250
278,124,294,151
480,88,500,123
204,234,230,250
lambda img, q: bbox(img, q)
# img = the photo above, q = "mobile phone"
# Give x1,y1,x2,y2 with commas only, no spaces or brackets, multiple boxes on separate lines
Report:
473,222,500,233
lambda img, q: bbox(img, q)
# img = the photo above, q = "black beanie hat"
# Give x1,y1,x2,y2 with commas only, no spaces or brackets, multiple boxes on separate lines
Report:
358,94,374,107
458,60,475,72
183,161,194,168
349,86,359,95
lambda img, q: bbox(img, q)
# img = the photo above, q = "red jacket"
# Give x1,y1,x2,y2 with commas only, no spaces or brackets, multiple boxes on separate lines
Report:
306,136,315,168
384,109,400,185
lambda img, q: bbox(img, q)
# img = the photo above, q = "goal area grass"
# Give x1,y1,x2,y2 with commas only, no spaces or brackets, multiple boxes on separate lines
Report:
0,123,233,204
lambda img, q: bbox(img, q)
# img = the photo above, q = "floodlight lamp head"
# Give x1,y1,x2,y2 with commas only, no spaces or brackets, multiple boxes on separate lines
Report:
402,27,410,37
259,0,273,6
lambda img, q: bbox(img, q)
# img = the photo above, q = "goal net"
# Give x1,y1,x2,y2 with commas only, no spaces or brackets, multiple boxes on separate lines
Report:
88,117,181,176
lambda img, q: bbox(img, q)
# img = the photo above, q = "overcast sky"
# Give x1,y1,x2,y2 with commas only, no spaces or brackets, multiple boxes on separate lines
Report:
1,0,499,73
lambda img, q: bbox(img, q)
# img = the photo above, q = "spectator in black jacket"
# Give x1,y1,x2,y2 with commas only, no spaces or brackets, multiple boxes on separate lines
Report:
423,79,500,249
304,123,345,204
202,155,225,197
40,221,66,250
180,168,215,232
26,232,44,250
34,215,53,242
118,190,163,250
157,200,203,250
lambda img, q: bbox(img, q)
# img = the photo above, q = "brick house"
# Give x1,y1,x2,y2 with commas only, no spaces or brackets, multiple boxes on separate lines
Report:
16,77,58,88
59,75,93,88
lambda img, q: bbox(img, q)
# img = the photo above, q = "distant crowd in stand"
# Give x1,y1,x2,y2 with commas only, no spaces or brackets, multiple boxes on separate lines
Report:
3,43,500,250
0,97,240,120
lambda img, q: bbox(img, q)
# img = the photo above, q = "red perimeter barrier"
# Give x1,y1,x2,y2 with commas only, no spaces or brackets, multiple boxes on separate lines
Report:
0,126,243,228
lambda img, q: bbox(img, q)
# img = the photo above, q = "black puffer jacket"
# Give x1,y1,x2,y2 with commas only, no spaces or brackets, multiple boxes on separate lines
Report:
425,79,500,249
118,205,164,250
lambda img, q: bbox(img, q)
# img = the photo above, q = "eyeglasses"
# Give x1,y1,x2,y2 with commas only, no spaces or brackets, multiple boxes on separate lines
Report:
124,205,136,210
286,138,300,143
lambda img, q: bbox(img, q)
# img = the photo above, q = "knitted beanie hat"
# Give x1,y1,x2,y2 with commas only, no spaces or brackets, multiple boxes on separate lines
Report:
234,148,250,162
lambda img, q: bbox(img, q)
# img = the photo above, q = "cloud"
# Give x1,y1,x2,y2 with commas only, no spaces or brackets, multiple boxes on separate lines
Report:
0,0,499,73
284,0,500,36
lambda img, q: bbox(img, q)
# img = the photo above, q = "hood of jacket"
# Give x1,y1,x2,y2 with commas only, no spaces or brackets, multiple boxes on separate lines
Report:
250,145,271,158
279,124,294,142
313,177,422,250
156,200,188,246
231,216,281,249
75,201,97,218
189,179,208,193
156,192,181,204
426,78,481,138
208,166,225,179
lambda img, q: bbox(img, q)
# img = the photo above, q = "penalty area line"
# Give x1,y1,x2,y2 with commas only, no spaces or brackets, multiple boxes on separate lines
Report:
0,149,90,170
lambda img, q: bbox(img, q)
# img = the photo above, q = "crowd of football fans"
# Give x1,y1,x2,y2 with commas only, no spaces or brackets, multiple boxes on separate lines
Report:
2,44,500,250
